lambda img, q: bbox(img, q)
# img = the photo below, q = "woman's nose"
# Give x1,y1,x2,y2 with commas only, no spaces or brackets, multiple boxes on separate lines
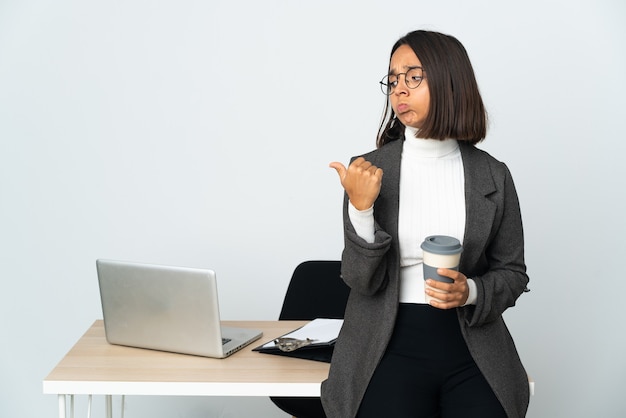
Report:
394,75,409,95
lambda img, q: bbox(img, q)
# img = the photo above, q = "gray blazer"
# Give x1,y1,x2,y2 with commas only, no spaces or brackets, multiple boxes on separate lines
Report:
321,139,530,418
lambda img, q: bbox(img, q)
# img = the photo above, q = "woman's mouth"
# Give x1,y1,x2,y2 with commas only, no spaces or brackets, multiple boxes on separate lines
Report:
396,103,409,113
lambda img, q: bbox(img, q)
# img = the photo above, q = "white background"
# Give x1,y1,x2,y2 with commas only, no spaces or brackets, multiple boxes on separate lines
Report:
1,1,625,417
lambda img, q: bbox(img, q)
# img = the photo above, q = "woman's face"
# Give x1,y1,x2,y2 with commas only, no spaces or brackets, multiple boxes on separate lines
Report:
388,44,430,129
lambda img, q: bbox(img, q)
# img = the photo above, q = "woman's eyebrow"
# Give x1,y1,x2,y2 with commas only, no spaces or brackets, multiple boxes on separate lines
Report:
388,65,421,75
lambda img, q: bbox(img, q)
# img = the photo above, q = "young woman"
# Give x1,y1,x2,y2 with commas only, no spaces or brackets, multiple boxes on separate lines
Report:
324,30,530,418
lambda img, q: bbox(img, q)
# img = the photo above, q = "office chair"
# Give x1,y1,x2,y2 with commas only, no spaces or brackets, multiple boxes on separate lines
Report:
270,260,351,418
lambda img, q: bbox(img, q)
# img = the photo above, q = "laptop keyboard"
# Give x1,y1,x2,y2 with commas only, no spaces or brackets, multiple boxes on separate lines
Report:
222,338,231,345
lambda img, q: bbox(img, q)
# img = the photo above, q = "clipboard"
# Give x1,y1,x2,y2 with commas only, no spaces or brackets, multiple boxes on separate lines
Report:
252,318,343,363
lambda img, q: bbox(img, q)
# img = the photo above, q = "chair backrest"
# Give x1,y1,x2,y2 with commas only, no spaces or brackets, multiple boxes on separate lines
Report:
278,260,351,320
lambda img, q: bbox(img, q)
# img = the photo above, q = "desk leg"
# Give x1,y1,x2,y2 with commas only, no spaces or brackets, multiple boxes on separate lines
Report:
105,395,112,418
57,395,75,418
58,395,65,418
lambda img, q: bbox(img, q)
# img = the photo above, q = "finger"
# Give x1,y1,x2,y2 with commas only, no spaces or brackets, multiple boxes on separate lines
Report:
428,288,461,302
352,160,383,179
426,288,452,308
371,166,383,175
356,160,373,171
428,298,457,310
427,277,468,296
426,287,465,309
328,162,347,180
425,279,452,292
373,167,384,182
351,156,366,166
436,268,463,281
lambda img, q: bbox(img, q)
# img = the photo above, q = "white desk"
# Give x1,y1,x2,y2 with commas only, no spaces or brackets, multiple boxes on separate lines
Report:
44,320,533,418
44,320,328,417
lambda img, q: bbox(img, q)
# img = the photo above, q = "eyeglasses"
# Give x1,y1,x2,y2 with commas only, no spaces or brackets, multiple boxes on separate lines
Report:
379,67,425,95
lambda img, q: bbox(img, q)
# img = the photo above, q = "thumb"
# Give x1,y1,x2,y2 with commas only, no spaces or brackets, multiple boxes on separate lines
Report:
328,161,347,180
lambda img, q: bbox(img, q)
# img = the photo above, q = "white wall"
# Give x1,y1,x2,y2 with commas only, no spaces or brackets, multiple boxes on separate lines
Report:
1,1,625,417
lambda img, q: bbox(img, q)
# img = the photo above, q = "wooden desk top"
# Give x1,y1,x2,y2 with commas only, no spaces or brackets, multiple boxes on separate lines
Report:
43,320,330,397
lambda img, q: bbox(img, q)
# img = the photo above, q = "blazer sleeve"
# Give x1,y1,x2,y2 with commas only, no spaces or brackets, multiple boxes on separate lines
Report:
339,191,394,296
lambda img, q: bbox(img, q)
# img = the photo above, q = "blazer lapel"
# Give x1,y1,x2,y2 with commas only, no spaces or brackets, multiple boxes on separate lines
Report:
459,144,497,272
371,139,403,240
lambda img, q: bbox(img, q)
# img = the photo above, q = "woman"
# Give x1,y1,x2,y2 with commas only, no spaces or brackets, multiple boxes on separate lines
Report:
323,30,530,417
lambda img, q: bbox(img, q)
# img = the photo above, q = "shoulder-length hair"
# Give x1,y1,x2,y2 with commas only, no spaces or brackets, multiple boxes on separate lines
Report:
377,30,487,148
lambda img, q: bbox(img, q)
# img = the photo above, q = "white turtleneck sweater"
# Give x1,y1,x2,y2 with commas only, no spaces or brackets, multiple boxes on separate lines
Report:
348,126,477,305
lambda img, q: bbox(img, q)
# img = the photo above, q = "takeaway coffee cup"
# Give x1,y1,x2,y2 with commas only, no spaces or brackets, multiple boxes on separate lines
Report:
421,235,463,302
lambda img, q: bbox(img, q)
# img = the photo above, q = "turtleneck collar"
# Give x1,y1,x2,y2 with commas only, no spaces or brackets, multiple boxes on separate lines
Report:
403,126,459,158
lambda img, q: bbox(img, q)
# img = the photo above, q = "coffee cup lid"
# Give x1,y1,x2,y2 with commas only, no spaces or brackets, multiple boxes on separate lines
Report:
420,235,463,255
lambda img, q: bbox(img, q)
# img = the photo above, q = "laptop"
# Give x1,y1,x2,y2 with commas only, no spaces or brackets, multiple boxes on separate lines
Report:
96,259,263,358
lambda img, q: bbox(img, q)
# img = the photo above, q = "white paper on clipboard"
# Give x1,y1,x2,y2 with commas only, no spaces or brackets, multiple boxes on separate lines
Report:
261,318,343,348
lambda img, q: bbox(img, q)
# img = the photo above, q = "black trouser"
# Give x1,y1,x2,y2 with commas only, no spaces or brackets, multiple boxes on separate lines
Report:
357,304,506,418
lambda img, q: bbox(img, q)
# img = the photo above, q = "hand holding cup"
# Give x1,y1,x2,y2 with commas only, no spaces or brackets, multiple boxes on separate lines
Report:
421,235,468,309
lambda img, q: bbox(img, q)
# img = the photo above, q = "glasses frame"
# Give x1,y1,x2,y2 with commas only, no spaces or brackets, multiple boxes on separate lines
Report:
379,66,425,95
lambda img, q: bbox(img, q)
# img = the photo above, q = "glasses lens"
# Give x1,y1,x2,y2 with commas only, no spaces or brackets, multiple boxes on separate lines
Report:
405,68,424,89
380,76,392,95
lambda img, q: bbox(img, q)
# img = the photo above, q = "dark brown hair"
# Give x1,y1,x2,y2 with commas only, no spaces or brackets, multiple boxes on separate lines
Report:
377,30,487,148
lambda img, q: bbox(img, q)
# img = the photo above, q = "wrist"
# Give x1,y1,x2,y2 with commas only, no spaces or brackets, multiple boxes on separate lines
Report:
462,278,477,306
